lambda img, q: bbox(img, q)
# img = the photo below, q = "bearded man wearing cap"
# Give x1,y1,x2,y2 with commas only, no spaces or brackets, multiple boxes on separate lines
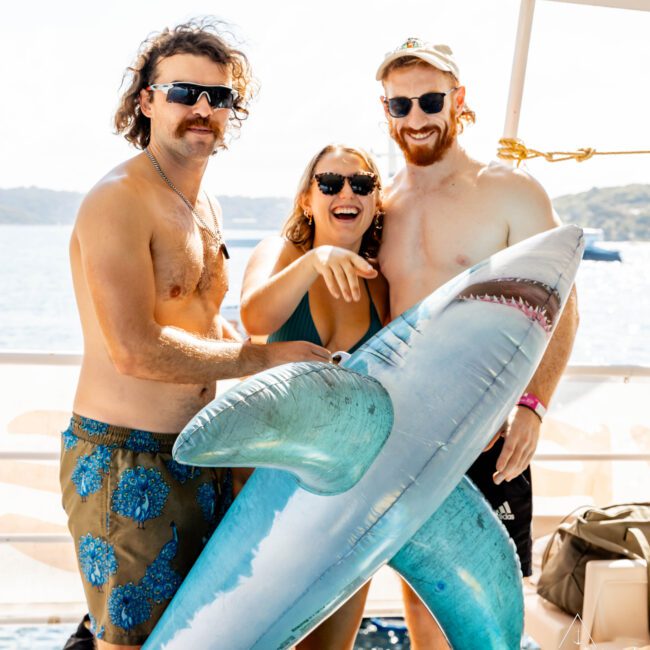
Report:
376,38,579,648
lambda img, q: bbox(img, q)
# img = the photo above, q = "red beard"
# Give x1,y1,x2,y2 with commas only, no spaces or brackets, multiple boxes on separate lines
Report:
391,107,458,167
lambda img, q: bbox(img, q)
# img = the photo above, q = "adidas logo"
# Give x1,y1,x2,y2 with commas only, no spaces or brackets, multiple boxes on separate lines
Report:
497,501,515,521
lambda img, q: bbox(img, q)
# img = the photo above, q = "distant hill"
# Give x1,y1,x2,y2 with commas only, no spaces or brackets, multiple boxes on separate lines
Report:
0,186,291,231
1,184,648,239
0,187,85,226
553,184,650,241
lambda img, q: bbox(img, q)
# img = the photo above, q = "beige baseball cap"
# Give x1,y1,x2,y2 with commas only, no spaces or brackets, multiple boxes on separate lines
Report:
376,37,460,81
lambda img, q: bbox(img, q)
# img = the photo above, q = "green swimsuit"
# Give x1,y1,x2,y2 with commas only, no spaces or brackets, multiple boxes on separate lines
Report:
267,280,382,353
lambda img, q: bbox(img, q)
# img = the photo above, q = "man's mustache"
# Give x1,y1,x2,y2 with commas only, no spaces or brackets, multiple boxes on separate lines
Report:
175,117,224,138
401,126,442,138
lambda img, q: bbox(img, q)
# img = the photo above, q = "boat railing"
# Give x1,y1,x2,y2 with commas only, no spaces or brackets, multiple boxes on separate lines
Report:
0,351,83,365
1,351,649,374
1,352,648,550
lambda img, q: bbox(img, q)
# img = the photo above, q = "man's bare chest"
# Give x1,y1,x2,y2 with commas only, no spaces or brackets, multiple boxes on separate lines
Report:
381,195,509,283
151,219,228,304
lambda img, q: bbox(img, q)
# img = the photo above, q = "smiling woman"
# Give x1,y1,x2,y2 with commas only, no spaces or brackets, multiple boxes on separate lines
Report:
238,144,390,649
240,143,389,344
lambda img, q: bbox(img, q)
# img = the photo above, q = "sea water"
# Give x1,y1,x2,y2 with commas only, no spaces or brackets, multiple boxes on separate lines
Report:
0,224,647,365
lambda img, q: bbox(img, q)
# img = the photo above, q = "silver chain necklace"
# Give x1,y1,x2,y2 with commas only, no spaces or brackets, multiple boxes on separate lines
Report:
145,147,229,259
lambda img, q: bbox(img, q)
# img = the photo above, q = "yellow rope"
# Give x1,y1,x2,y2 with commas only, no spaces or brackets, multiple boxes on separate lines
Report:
497,138,650,166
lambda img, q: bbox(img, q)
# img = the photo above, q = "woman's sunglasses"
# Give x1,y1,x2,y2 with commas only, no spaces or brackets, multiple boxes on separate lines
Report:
313,172,378,196
147,82,239,109
382,88,458,118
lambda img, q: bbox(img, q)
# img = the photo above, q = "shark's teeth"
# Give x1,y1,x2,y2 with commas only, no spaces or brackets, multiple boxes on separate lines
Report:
462,292,553,332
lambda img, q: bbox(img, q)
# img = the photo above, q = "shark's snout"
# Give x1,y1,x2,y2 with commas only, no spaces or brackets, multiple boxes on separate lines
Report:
456,278,560,333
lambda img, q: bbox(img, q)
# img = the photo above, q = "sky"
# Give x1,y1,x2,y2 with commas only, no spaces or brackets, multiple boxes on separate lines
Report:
0,0,648,200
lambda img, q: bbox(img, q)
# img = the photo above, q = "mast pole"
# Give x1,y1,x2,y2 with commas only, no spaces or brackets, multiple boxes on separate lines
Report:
502,0,537,161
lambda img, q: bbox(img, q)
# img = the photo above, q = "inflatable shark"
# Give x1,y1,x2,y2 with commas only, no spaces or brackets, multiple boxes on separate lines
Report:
144,225,584,649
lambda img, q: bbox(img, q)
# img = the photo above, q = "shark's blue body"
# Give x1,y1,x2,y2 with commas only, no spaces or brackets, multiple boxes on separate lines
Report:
144,226,584,649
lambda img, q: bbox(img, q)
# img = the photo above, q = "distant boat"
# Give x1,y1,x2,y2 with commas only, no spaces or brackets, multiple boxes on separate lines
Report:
582,228,622,262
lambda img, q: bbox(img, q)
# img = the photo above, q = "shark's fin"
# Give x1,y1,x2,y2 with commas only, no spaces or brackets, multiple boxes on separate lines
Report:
389,477,524,649
173,362,394,495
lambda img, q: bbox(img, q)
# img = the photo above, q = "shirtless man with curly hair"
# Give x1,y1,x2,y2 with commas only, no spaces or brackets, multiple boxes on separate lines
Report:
62,19,327,650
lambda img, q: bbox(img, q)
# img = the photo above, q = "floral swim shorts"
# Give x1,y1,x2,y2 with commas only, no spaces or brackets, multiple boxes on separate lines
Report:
60,413,232,645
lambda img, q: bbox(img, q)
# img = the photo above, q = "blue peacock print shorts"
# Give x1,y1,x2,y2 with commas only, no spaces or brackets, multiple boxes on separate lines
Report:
60,414,233,645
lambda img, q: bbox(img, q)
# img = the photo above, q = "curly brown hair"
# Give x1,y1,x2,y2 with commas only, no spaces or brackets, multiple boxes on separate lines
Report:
114,17,256,150
282,144,384,261
380,56,476,133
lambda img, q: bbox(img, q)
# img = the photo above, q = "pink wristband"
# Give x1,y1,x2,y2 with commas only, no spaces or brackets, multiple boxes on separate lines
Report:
517,392,547,421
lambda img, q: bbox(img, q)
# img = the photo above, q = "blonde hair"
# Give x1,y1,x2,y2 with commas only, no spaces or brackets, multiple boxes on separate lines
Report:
282,144,384,259
381,56,475,132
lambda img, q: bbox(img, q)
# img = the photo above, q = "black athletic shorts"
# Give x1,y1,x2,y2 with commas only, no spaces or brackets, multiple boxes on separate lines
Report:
466,437,533,577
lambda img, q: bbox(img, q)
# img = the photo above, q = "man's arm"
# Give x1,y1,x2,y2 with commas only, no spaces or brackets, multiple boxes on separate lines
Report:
240,236,377,335
494,287,578,483
75,182,328,384
493,171,580,483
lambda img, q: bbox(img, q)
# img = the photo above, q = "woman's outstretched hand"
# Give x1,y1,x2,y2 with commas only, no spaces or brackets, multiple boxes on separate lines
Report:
308,246,378,302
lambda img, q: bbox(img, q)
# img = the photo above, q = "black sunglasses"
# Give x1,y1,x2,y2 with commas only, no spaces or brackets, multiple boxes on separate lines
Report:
147,82,239,109
313,172,377,196
383,88,458,118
